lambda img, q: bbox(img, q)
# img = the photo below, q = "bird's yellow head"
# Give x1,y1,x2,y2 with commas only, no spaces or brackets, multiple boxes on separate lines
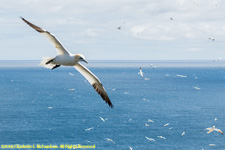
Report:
75,54,88,64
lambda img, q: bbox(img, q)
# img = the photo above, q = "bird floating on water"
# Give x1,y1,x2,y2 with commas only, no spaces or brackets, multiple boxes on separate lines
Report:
21,17,113,108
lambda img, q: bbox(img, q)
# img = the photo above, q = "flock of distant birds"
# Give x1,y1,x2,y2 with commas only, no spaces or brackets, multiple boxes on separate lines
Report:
80,65,224,149
136,63,224,148
82,115,223,149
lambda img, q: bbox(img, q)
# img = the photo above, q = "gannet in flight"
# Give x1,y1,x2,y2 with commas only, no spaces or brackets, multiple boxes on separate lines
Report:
68,72,74,76
84,127,94,131
105,138,115,144
163,123,170,127
181,130,186,137
157,136,166,140
148,119,154,123
138,67,143,77
99,116,105,122
176,74,188,78
145,136,155,141
205,126,223,135
21,17,113,108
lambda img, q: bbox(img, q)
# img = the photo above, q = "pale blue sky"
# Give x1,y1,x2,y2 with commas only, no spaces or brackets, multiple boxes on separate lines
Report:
0,0,225,60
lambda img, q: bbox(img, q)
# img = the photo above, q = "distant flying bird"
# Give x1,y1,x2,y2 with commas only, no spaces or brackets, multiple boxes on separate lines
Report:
148,119,154,123
157,136,166,140
181,130,186,137
215,117,217,121
68,72,74,76
213,57,222,62
144,77,150,80
193,86,200,90
145,136,155,141
209,144,216,146
85,140,92,143
176,74,188,78
150,64,157,69
68,88,75,91
85,127,94,131
209,38,216,41
21,17,113,108
129,146,133,150
170,17,173,20
205,126,223,135
105,138,115,144
99,116,105,122
117,26,121,30
138,67,144,77
164,123,170,127
145,123,150,127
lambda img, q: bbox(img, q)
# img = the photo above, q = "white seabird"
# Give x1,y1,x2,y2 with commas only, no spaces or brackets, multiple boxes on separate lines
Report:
181,130,186,137
176,74,188,78
68,88,75,91
105,138,115,144
205,126,223,135
138,67,144,77
84,127,94,131
148,119,154,123
164,123,170,127
68,72,74,76
99,116,105,122
157,136,166,140
145,136,155,141
145,123,150,127
21,17,113,108
193,86,200,90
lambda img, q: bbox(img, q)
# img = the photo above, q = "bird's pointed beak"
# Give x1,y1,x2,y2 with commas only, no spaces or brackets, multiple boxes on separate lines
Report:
83,58,88,64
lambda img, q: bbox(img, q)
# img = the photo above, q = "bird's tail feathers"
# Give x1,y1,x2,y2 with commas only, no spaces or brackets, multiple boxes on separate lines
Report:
39,57,55,69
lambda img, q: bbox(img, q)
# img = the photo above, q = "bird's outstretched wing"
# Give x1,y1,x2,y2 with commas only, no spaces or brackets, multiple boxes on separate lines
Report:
21,17,69,55
74,63,113,108
215,129,224,135
207,128,214,134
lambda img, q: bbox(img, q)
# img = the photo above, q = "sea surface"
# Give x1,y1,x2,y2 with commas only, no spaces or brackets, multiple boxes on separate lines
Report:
0,60,225,150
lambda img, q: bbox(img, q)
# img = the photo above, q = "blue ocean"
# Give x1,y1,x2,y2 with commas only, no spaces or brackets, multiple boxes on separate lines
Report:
0,60,225,150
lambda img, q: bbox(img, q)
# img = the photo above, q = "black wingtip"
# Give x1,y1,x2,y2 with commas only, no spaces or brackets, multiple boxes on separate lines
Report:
20,16,25,21
92,83,114,109
109,103,114,109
